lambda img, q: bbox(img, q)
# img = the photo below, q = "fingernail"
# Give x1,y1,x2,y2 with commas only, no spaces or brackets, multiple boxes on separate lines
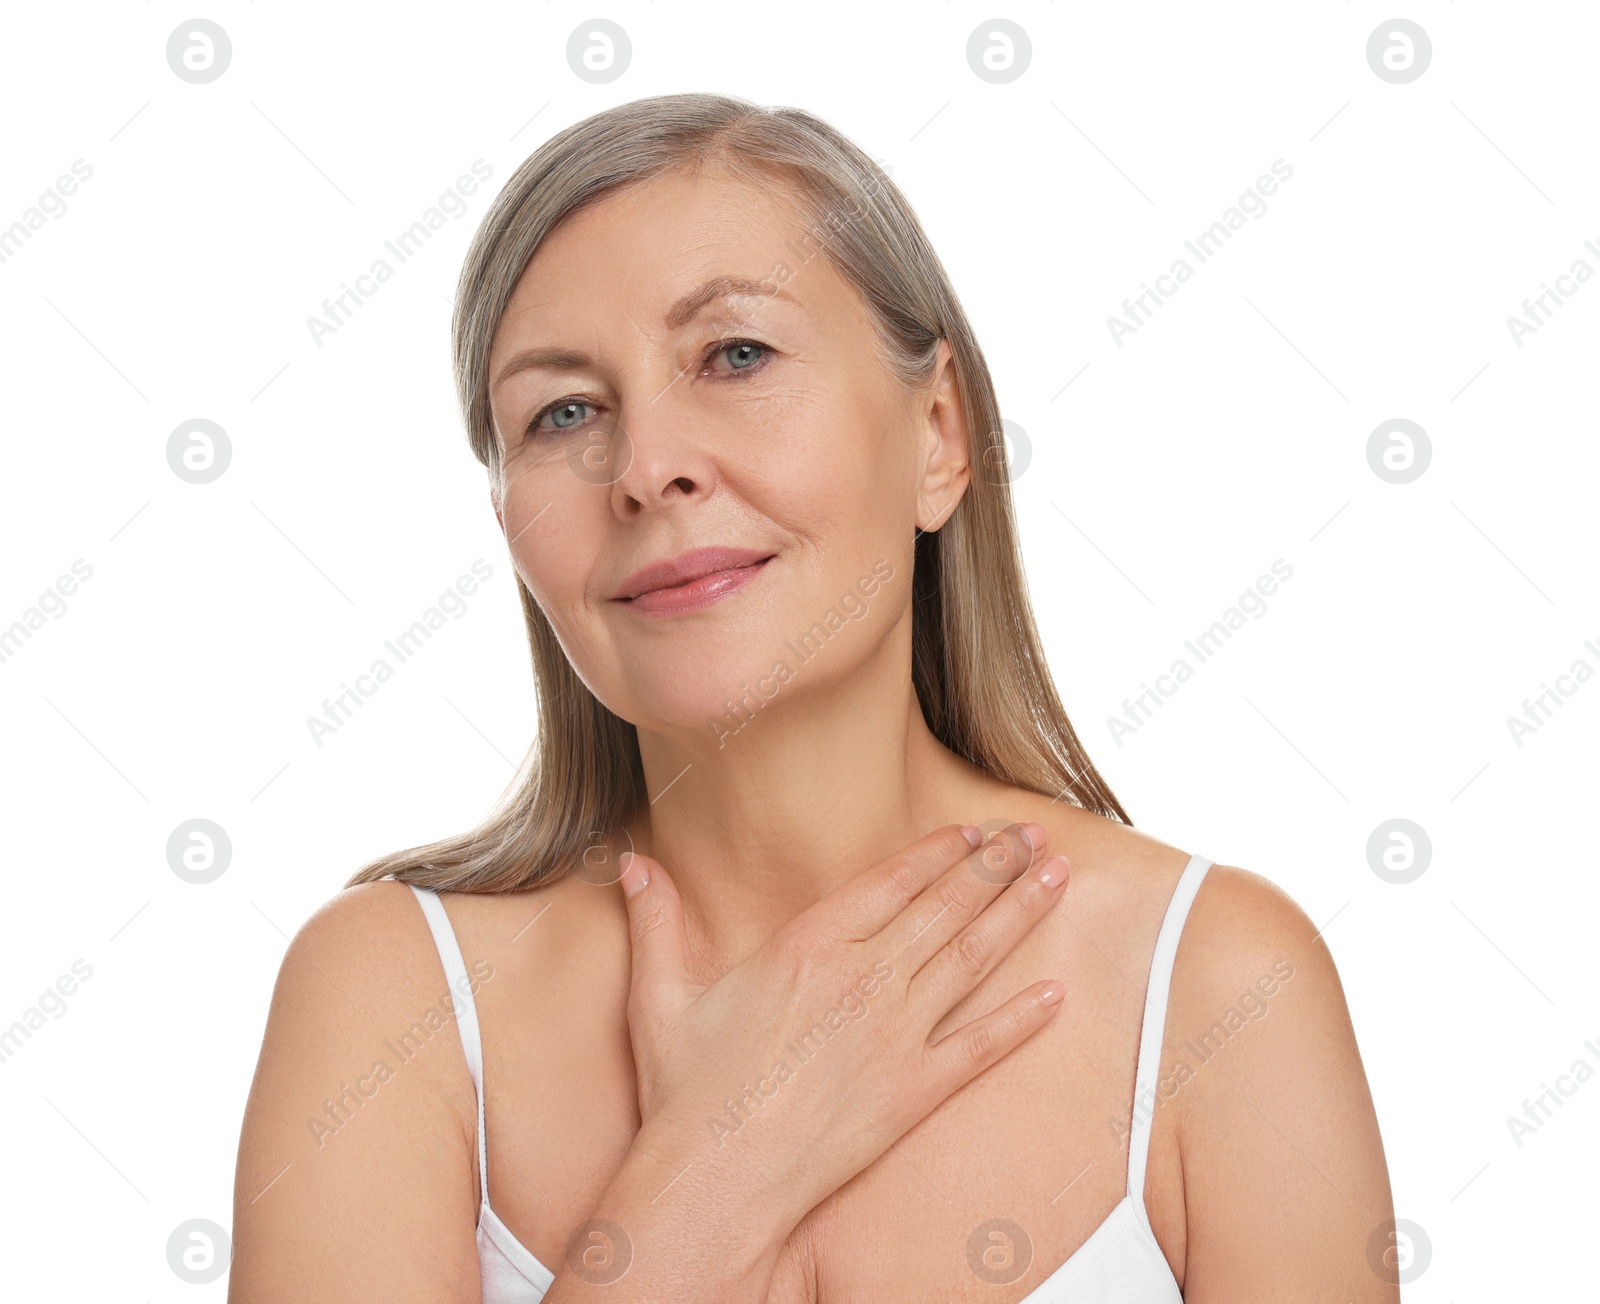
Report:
961,824,983,848
1040,982,1064,1005
619,852,649,898
1037,855,1068,887
1020,822,1047,851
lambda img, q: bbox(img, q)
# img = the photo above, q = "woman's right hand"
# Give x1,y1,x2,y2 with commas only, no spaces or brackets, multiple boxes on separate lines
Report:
613,820,1070,1246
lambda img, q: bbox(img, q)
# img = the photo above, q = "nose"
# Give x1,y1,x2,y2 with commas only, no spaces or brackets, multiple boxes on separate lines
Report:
603,391,718,518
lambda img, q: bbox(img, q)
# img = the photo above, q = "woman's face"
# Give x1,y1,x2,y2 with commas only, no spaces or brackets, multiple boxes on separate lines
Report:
486,165,969,744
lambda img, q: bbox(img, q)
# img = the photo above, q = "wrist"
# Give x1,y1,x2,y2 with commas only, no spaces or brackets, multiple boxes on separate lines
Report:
622,1116,800,1268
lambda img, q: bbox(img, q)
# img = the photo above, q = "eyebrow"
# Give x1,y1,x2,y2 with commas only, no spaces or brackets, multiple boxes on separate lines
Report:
491,275,792,391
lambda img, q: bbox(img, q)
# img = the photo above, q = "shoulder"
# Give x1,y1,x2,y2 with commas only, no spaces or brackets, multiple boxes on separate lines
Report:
266,880,478,1058
231,880,486,1298
241,879,480,1146
1179,861,1330,990
286,878,436,979
1159,861,1397,1297
1168,859,1354,1071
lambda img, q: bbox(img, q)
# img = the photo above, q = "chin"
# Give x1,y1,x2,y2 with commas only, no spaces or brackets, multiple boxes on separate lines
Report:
615,645,803,746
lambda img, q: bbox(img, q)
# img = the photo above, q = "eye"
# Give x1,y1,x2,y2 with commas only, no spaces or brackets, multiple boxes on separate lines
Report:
707,339,769,374
524,399,595,438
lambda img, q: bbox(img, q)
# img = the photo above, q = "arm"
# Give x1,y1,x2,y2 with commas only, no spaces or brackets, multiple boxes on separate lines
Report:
229,882,484,1303
1172,866,1399,1303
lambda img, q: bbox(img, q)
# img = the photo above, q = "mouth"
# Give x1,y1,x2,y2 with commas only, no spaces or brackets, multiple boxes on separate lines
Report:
612,547,776,616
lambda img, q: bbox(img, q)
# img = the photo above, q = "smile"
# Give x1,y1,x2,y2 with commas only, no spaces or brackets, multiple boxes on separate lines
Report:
613,552,774,616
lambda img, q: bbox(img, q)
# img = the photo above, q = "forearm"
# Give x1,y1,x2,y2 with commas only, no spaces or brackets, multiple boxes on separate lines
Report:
541,1123,797,1304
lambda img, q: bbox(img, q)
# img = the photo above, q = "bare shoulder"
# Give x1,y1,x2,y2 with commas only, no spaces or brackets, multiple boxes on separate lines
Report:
960,788,1395,1295
230,879,486,1303
1157,860,1398,1300
974,786,1201,916
281,883,454,1004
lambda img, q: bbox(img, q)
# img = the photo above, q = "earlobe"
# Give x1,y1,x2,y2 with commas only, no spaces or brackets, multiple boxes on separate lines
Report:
489,488,504,535
916,492,960,534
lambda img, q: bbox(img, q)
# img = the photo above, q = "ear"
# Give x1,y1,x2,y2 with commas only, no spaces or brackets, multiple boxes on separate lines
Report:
489,485,505,535
914,338,972,533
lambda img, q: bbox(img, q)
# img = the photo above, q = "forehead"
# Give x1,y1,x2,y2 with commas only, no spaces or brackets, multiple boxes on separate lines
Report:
494,166,838,341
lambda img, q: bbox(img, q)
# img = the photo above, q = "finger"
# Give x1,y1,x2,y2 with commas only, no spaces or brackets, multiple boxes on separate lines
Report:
924,979,1065,1085
618,852,694,1022
878,823,1047,973
907,852,1069,1012
818,823,984,940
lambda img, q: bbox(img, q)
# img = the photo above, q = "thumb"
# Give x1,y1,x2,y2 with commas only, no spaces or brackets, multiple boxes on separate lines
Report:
618,851,693,1016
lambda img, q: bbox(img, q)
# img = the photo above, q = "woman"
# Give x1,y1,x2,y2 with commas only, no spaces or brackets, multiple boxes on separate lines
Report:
231,93,1395,1302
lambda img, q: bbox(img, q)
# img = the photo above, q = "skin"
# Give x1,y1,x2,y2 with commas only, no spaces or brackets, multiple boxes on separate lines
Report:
231,163,1396,1302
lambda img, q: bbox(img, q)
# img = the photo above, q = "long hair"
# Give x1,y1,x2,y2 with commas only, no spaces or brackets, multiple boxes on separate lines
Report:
346,92,1128,893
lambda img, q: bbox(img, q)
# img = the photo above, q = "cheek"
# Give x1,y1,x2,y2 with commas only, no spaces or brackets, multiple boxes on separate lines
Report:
743,382,908,526
498,475,599,628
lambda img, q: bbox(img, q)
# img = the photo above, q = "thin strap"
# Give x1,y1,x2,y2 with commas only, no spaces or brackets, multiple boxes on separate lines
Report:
409,884,491,1211
1126,853,1213,1239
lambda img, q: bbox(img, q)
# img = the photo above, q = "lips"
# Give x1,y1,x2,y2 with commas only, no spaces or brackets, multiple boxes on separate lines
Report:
612,546,775,615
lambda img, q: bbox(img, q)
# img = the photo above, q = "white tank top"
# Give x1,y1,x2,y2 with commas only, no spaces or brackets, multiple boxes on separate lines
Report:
410,852,1213,1302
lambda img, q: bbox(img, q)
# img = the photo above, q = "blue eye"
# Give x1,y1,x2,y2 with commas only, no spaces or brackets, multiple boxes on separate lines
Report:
526,401,593,437
548,402,589,428
718,341,766,371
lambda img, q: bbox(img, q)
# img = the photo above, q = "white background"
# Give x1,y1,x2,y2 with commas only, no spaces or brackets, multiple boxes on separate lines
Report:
1,1,1594,1298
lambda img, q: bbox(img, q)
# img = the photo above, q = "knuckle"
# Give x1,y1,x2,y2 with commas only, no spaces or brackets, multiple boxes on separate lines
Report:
934,876,973,918
962,1019,998,1064
1011,871,1049,911
948,928,990,977
886,856,927,901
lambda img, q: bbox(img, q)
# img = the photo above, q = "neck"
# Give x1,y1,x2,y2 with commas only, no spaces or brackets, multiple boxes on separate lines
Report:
623,621,982,971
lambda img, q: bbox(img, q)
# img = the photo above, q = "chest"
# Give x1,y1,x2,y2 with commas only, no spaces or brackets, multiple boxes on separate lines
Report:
477,961,1178,1302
